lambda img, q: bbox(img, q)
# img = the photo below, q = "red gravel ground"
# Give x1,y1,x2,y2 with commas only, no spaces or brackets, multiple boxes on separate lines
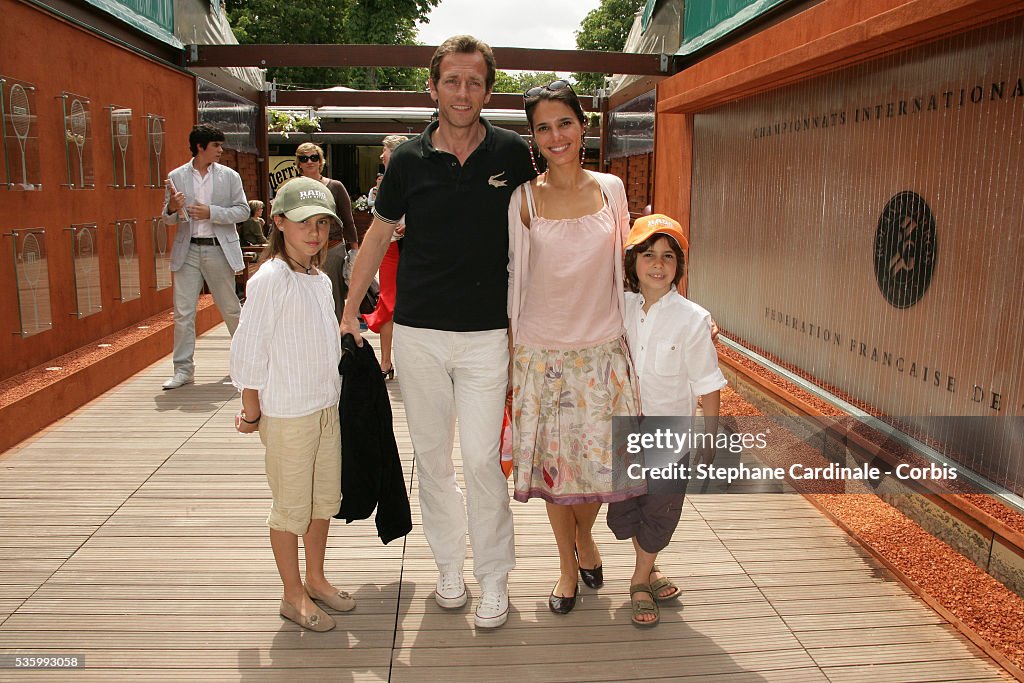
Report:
718,342,1024,674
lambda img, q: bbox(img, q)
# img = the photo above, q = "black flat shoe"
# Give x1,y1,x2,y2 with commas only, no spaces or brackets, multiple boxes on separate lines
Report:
548,582,578,614
579,564,604,590
575,545,604,589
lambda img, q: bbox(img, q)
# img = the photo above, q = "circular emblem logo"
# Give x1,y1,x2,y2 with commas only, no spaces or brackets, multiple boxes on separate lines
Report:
873,191,937,309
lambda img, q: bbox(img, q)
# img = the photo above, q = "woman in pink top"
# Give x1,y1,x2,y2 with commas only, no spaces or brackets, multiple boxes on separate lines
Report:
507,81,642,615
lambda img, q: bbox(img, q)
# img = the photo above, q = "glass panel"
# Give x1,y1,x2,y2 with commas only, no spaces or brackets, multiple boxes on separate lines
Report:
61,93,95,189
0,78,7,187
115,219,140,301
688,17,1024,494
109,106,134,188
606,90,655,159
9,228,53,336
1,76,43,190
146,114,166,188
198,78,258,154
151,217,173,290
70,223,102,317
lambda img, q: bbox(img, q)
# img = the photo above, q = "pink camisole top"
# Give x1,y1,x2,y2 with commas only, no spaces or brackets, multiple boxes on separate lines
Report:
516,182,624,349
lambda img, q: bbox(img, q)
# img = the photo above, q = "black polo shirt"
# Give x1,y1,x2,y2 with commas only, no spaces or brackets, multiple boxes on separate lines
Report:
372,118,535,331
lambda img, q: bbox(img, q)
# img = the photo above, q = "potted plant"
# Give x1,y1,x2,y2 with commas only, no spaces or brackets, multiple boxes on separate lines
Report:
267,110,320,139
352,194,372,232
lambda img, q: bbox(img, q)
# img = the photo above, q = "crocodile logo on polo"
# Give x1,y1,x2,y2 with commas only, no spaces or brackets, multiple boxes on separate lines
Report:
488,172,508,188
873,191,937,309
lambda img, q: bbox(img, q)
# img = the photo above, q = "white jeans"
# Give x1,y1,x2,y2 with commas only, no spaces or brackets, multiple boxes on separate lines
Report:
393,324,515,593
171,243,241,376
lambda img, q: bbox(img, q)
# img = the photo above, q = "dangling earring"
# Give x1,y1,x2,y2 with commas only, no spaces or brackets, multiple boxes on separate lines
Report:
529,144,540,175
580,136,586,167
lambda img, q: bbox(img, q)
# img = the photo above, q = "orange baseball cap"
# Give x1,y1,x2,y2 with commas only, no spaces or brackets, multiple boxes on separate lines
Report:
625,214,688,252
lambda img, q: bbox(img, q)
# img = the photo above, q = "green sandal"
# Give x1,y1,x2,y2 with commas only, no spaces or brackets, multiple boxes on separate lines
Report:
629,583,660,627
650,565,681,602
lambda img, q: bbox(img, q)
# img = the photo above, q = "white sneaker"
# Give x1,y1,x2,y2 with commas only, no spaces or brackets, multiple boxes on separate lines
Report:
162,372,194,390
434,572,467,609
474,591,509,629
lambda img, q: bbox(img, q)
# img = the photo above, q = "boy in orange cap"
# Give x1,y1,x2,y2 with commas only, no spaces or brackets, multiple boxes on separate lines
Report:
607,214,727,626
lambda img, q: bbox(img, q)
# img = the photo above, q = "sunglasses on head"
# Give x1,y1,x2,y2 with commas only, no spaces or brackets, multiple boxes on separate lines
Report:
297,154,321,163
524,79,575,99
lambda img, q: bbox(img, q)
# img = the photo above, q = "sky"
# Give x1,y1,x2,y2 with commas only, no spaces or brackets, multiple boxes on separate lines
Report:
416,0,604,52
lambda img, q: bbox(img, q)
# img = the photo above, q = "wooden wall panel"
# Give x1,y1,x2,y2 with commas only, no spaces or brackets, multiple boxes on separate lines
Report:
653,0,1024,493
0,0,196,381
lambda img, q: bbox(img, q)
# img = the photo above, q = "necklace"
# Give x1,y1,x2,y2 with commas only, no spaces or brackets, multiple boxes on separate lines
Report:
286,253,313,274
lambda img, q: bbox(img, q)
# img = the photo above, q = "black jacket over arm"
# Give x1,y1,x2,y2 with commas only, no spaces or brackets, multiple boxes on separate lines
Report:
335,335,412,545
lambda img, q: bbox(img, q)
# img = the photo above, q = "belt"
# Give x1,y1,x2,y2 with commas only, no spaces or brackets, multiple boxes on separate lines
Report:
190,237,218,246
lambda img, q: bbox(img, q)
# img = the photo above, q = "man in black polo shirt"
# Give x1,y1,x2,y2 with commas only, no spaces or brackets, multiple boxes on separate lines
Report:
341,35,534,629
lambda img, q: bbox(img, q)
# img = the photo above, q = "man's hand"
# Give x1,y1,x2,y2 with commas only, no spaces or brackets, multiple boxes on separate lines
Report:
340,314,363,347
167,189,186,214
186,203,211,221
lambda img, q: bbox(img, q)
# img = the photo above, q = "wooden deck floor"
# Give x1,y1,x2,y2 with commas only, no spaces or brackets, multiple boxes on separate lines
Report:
0,325,1012,682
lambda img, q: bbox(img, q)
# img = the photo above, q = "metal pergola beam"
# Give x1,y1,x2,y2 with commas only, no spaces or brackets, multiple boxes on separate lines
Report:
187,44,675,76
307,121,536,136
272,89,597,112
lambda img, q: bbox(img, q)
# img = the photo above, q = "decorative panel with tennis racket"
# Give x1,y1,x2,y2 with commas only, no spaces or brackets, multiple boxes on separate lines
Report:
7,229,53,336
114,219,140,302
70,223,102,317
61,92,94,189
0,76,42,191
150,216,173,291
146,114,166,188
108,106,134,189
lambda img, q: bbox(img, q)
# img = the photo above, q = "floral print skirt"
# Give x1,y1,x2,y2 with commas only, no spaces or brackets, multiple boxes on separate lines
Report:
512,337,644,505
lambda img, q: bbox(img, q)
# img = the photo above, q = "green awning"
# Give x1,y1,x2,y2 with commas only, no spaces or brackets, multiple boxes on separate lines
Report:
641,0,658,32
680,0,787,55
82,0,180,48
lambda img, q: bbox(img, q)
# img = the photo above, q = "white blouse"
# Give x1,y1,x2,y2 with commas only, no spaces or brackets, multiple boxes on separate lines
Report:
230,258,342,418
625,291,727,417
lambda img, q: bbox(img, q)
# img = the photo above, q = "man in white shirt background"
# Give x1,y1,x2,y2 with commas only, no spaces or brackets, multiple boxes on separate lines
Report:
162,124,250,390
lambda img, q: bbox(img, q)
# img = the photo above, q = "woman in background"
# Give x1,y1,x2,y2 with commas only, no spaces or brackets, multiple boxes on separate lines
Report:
300,143,360,320
237,200,267,246
363,135,408,379
295,142,359,248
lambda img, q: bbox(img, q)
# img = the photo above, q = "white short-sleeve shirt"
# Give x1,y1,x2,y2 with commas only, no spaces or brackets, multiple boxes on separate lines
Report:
230,258,342,418
625,291,727,417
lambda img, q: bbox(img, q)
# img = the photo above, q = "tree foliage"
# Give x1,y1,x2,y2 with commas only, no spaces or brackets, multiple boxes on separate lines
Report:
225,0,440,90
492,71,560,94
572,0,645,94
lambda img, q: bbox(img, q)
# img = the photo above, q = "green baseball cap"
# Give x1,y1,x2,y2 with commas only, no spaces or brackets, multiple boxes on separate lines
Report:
271,177,341,224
